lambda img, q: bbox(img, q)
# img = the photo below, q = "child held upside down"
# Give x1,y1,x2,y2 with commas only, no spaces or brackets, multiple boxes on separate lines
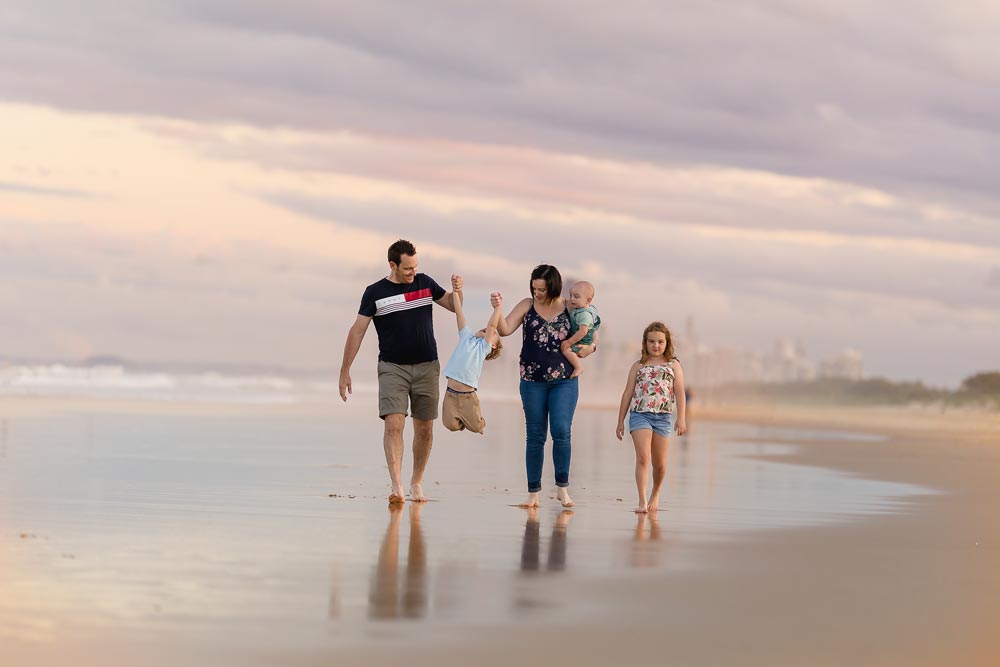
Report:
440,277,503,434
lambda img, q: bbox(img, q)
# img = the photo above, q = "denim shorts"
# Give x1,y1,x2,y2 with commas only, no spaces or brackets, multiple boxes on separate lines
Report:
628,410,674,438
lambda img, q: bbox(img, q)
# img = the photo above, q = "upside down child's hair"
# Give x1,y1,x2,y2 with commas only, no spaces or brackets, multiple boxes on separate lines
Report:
485,338,503,361
640,321,674,365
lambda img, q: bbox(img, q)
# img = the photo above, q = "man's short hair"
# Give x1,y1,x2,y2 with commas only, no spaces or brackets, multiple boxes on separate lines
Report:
388,239,417,265
530,264,563,301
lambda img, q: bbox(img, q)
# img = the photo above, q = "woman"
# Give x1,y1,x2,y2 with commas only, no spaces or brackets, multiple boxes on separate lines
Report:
493,264,578,508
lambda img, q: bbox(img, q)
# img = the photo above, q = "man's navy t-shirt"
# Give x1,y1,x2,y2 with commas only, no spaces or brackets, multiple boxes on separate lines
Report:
359,274,446,365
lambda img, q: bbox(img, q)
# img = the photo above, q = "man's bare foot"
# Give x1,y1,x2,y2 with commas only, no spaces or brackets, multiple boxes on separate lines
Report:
647,495,660,511
518,492,540,508
556,487,575,507
409,482,428,503
570,367,583,379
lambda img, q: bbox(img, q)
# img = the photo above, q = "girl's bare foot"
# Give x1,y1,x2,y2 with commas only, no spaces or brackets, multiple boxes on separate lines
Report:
647,495,660,511
556,487,575,507
409,482,428,502
518,492,540,508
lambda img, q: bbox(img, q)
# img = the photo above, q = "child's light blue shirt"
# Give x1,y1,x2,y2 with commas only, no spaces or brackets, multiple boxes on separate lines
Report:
443,326,491,388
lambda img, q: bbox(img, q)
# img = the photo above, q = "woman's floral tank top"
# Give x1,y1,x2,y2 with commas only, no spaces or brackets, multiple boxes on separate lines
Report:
519,304,572,382
630,361,677,414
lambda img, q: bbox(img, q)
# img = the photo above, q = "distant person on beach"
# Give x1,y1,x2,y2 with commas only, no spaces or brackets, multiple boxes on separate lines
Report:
559,280,601,379
615,322,687,513
339,239,462,504
493,264,579,509
440,277,504,434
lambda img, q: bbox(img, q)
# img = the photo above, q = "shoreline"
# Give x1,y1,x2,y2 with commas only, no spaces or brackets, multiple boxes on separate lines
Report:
2,395,998,665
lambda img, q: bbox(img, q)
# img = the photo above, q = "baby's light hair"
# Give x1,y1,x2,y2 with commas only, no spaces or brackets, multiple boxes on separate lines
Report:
572,280,595,301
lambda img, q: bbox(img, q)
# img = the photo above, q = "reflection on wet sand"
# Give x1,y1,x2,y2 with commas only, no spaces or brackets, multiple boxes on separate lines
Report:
630,512,664,569
368,503,428,620
520,508,574,573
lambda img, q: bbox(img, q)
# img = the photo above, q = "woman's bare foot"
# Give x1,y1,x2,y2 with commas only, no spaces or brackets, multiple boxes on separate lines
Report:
409,482,428,503
647,494,660,511
518,492,540,508
556,487,575,507
635,503,648,514
388,492,405,505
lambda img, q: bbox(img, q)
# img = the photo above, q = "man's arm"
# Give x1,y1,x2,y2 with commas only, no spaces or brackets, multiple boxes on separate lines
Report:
451,275,466,331
435,274,463,313
339,314,372,401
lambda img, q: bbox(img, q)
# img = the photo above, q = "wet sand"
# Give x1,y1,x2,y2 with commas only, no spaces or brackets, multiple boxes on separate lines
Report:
1,397,999,666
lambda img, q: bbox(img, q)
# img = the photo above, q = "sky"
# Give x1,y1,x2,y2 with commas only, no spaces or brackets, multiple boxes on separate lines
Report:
1,1,998,386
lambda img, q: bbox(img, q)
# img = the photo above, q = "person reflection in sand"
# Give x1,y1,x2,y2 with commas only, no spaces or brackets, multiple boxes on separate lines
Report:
368,503,428,619
630,512,664,569
520,508,574,573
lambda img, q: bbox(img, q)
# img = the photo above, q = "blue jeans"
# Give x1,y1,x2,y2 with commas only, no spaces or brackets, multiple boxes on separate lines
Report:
519,378,579,493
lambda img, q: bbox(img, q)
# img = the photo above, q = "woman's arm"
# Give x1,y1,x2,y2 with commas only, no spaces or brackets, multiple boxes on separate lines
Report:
616,362,641,441
672,360,687,436
493,295,531,337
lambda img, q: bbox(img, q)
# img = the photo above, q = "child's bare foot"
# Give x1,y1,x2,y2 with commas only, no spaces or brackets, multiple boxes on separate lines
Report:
556,487,575,507
647,494,660,511
518,492,540,508
409,482,428,503
570,367,584,379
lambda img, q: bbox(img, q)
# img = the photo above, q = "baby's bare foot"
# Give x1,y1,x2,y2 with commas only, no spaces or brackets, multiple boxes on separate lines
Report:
570,367,583,379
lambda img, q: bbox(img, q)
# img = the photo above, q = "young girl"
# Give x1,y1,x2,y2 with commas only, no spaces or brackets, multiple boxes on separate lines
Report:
615,322,687,513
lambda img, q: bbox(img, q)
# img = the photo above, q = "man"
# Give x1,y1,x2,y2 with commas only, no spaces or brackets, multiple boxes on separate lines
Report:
339,239,462,504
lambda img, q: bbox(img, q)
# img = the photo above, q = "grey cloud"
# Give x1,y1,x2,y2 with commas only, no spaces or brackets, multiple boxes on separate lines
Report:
3,1,1000,210
0,181,97,198
254,189,998,314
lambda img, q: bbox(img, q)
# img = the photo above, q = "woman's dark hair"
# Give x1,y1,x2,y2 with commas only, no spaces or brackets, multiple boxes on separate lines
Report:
387,239,417,265
529,264,562,301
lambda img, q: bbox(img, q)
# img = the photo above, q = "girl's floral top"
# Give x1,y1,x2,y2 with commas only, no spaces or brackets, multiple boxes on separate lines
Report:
519,304,572,382
630,361,678,414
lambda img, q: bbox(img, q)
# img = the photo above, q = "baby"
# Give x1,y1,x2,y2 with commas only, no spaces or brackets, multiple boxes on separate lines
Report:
561,280,601,378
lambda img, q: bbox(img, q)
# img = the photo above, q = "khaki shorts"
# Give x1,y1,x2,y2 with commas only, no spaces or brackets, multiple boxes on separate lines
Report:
442,389,486,434
377,360,440,421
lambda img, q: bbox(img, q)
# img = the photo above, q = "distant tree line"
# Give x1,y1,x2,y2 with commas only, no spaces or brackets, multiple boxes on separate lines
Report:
706,371,1000,409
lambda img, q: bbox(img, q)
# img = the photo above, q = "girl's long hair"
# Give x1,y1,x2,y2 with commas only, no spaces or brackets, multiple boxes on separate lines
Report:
640,321,674,365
